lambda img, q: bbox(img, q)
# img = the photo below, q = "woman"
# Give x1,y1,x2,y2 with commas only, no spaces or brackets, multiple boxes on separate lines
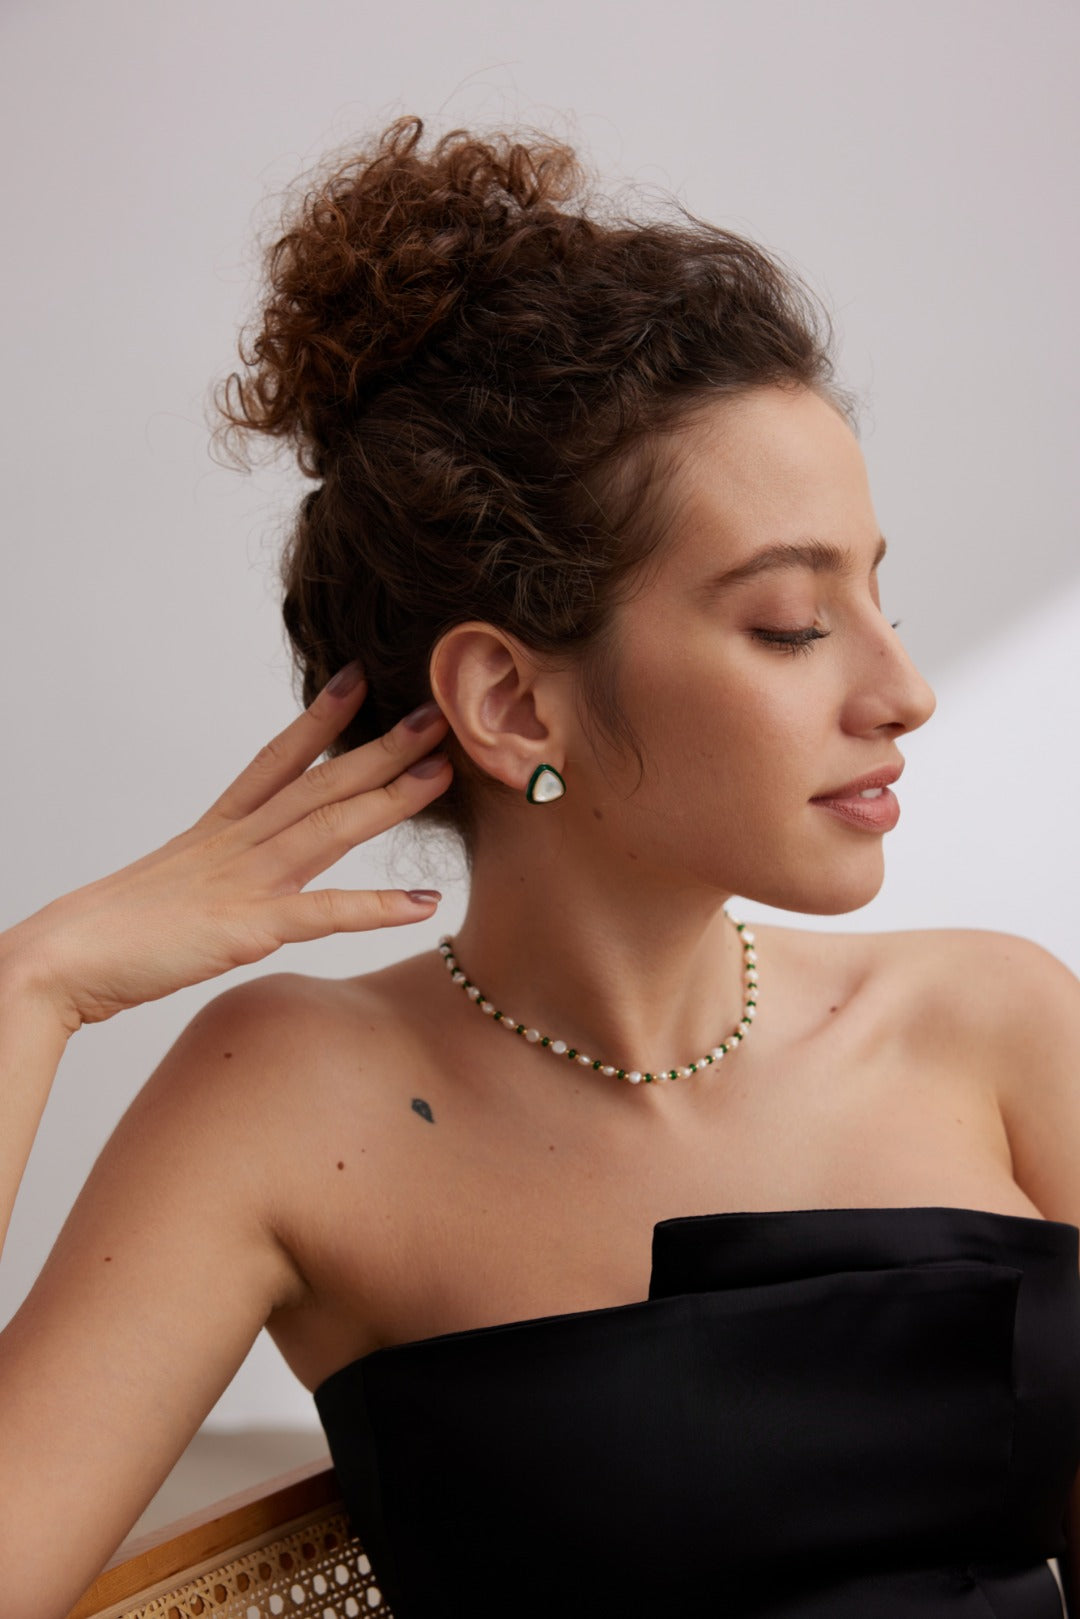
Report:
1,115,1078,1618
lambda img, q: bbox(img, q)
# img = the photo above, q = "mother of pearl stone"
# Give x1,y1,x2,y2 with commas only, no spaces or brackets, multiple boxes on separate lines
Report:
527,764,566,803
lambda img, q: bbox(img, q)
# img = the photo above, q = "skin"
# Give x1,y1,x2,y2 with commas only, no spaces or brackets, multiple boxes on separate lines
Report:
7,381,1080,1619
262,380,1051,1388
428,380,937,1091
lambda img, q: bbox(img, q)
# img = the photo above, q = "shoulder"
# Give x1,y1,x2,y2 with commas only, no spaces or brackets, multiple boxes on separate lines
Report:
751,917,1078,1077
754,917,1076,1027
758,921,1080,1226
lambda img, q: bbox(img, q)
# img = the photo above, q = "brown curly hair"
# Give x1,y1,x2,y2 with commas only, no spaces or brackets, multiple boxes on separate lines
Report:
212,114,858,864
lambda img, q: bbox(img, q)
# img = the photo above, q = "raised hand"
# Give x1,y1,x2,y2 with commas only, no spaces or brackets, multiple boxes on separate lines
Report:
1,663,453,1032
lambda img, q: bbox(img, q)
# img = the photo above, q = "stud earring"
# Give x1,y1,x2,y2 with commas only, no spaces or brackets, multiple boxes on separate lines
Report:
525,763,566,804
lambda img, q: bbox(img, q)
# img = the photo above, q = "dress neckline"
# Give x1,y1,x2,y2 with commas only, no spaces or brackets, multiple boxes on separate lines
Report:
312,1203,1078,1400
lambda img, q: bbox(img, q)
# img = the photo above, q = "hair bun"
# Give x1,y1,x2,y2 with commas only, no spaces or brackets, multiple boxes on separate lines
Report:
216,114,586,475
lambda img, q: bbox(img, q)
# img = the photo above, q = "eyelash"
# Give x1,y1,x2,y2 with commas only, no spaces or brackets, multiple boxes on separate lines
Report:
752,619,903,658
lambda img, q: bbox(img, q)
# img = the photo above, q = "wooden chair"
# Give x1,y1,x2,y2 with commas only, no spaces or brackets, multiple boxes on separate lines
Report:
67,1458,392,1619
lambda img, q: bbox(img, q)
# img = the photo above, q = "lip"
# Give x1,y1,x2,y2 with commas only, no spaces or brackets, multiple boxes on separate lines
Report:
810,761,904,801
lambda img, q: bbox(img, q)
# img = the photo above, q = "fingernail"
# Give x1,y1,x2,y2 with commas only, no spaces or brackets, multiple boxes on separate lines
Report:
406,889,442,904
407,752,449,778
402,699,443,731
326,661,365,697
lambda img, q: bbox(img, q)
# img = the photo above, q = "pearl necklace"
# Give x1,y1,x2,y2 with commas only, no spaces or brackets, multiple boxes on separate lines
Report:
437,908,758,1084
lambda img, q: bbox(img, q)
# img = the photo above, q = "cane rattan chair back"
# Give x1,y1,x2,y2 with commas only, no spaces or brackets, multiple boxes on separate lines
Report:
66,1458,391,1619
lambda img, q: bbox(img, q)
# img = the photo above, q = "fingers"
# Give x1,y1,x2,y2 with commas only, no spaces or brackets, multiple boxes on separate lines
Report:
200,663,371,827
261,746,453,894
235,698,452,853
272,885,445,945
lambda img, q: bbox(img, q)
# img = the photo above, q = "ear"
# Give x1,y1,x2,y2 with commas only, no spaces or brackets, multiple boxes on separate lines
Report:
428,622,568,792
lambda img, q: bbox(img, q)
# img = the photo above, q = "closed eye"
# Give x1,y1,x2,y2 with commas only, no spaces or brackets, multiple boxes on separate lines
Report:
752,618,902,658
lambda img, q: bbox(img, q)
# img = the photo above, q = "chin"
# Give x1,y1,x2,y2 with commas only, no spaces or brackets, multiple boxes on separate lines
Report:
738,851,886,917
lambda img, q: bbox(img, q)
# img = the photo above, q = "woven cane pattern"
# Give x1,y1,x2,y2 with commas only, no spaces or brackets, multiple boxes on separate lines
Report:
97,1511,393,1619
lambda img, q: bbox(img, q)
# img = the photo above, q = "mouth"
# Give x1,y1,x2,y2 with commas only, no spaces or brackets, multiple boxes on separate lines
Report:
809,762,904,803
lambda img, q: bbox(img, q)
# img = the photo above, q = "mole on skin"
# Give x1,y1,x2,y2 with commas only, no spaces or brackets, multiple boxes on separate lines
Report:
412,1097,435,1124
223,1051,233,1059
337,1161,345,1170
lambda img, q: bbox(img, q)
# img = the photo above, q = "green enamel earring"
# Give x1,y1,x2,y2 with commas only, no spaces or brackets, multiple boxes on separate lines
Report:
525,763,566,804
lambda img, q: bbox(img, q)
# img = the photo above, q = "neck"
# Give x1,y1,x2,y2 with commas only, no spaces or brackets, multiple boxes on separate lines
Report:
449,816,748,1083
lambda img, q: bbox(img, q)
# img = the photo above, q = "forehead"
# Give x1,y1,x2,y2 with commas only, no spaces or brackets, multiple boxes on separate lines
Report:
657,385,872,568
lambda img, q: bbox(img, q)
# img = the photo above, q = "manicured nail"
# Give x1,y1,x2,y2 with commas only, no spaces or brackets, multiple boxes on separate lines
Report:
406,889,442,904
406,752,449,778
325,661,365,697
402,699,443,731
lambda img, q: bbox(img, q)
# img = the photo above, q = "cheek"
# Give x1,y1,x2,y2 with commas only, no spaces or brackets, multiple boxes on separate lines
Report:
623,643,814,787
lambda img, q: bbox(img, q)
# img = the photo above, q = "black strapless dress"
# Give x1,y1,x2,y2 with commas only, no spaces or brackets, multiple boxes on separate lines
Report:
313,1205,1080,1617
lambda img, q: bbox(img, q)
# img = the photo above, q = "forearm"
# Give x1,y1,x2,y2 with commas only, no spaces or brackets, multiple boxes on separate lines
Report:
0,936,73,1265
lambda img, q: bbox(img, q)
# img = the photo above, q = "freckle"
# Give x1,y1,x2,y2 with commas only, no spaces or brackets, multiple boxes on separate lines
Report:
223,1052,233,1059
103,1256,112,1262
627,851,638,861
829,1005,839,1013
593,807,603,821
549,1144,555,1151
337,1161,345,1170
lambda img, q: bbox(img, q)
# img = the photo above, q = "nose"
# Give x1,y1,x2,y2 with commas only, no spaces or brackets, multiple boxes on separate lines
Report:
846,619,937,739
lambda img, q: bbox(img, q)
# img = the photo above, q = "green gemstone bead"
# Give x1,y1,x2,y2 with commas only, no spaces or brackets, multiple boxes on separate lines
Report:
517,1023,526,1033
689,1063,697,1073
703,1054,713,1063
567,1049,577,1060
616,1069,626,1079
668,1069,678,1080
541,1036,550,1046
645,1074,653,1082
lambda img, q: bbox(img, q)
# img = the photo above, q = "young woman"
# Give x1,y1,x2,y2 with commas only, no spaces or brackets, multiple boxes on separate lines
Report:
1,115,1078,1619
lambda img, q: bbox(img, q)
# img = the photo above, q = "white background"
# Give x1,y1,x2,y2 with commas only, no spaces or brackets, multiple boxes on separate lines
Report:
1,0,1076,1429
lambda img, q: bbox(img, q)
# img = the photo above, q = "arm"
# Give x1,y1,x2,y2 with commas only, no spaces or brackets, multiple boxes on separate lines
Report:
0,967,309,1619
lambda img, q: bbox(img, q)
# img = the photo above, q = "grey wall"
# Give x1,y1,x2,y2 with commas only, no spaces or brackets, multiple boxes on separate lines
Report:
1,0,1076,1427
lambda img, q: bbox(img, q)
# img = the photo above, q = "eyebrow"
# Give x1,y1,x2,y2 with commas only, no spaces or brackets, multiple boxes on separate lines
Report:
700,534,888,597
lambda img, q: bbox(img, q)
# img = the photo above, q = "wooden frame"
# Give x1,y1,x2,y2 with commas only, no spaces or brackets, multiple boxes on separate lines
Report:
67,1458,391,1618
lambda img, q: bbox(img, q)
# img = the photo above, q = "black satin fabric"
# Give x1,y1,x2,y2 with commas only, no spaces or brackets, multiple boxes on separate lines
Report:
313,1205,1080,1617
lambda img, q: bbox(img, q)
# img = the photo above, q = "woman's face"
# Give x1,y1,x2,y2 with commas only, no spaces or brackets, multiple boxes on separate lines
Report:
576,383,937,915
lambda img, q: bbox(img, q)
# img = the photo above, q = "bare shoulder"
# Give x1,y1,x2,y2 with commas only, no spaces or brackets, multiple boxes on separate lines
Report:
751,916,1077,1032
753,919,1080,1227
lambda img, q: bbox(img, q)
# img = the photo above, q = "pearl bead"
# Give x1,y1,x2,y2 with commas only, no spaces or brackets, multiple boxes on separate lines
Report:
440,907,757,1087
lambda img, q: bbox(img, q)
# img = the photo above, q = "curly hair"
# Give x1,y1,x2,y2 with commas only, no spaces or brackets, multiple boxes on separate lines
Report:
212,113,858,864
